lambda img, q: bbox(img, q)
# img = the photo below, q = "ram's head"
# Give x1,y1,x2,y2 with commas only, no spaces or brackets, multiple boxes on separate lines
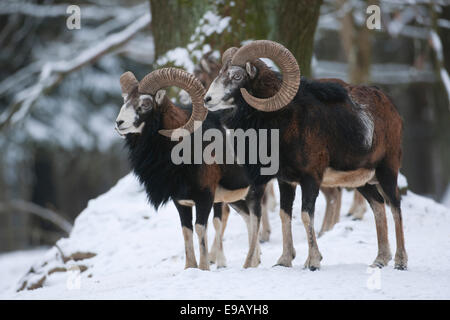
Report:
115,68,208,138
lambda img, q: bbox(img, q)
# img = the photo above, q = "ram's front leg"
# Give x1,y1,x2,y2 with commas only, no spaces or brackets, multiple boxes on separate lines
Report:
276,180,297,267
195,194,214,271
175,203,197,269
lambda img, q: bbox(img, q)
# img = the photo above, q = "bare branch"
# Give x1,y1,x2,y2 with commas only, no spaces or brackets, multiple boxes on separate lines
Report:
0,199,73,234
0,1,147,20
313,59,437,84
0,13,151,131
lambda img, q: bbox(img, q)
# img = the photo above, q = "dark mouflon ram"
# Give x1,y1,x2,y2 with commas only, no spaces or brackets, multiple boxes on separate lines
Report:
194,52,277,243
203,40,407,270
195,51,367,238
115,68,265,270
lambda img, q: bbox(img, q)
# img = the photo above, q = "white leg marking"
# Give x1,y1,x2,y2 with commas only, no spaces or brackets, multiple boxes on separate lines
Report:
369,200,392,268
276,209,296,267
182,227,198,269
195,224,210,271
301,211,322,270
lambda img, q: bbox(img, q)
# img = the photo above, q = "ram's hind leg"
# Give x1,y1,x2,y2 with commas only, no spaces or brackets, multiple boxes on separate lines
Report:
275,180,296,267
319,187,342,237
243,185,265,268
260,182,276,242
175,203,198,269
209,203,227,268
300,176,322,271
260,197,271,243
194,194,214,271
347,190,367,220
376,166,407,270
357,184,392,268
230,199,261,268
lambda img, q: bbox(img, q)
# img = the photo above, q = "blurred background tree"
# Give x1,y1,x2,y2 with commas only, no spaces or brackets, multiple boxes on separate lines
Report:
0,0,449,252
151,0,322,77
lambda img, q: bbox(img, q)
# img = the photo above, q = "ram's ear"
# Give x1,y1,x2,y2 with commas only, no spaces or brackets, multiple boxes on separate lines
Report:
245,62,257,79
155,90,166,106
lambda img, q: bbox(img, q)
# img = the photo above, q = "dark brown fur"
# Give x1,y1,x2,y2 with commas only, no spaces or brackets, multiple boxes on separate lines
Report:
212,59,407,270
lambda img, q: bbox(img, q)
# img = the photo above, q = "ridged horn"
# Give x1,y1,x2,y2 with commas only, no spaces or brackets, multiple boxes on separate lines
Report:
221,47,238,65
120,71,138,94
138,67,208,138
230,40,300,112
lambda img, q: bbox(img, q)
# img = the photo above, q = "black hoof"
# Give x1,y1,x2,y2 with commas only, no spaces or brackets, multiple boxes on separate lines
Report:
371,262,384,269
394,264,407,271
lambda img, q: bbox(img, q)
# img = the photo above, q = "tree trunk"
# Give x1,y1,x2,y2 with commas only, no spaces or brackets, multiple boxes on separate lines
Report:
275,0,323,77
150,0,209,59
150,0,323,77
339,0,375,84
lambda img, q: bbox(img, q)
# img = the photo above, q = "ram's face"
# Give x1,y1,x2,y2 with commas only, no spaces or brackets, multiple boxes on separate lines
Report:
204,62,255,112
115,91,153,136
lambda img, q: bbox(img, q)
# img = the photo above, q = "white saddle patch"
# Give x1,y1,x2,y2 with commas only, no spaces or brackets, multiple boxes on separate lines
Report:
177,186,249,207
214,186,249,203
178,200,195,207
322,168,376,188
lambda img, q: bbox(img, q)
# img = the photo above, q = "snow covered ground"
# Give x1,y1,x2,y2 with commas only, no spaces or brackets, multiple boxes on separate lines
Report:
0,248,48,294
1,173,449,299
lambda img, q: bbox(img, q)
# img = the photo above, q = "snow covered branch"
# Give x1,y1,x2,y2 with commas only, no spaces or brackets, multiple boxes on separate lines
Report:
0,13,151,131
429,30,450,109
0,1,134,20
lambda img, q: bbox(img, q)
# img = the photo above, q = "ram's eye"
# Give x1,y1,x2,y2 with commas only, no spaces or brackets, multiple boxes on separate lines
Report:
232,74,242,81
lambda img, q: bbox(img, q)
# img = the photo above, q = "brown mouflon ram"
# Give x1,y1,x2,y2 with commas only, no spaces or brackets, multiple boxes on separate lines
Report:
194,51,367,239
203,40,407,270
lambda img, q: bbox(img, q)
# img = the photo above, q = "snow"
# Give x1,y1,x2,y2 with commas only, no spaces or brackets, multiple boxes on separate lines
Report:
1,173,449,299
156,8,229,72
196,11,231,37
442,184,450,209
0,248,49,294
157,48,196,73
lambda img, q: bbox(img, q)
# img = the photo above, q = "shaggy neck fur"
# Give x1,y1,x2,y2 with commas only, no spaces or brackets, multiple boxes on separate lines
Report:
125,99,190,209
247,59,281,98
159,96,190,130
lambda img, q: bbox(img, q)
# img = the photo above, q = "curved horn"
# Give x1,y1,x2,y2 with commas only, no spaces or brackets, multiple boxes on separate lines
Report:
139,68,208,138
120,71,138,94
221,47,238,65
230,40,300,112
